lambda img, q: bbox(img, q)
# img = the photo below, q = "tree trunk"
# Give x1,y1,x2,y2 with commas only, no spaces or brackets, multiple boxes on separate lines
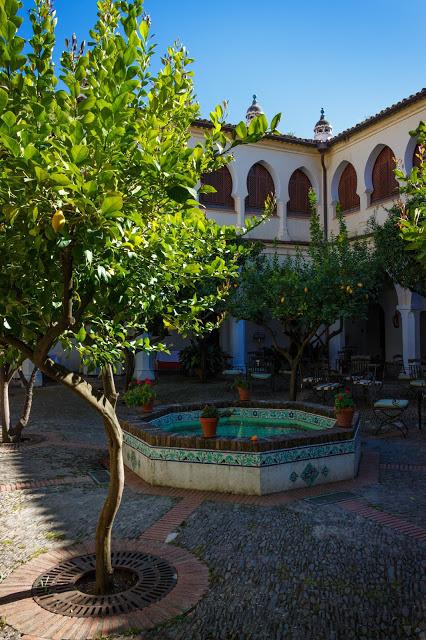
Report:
9,366,37,443
0,367,11,443
94,365,123,595
124,349,134,392
289,363,299,401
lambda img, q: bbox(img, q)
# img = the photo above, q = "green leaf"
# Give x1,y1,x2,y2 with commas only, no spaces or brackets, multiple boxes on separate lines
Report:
0,133,20,156
0,88,8,111
76,326,87,342
1,111,16,128
248,114,268,136
270,113,281,131
50,173,71,185
71,144,89,164
139,20,149,39
34,166,49,182
101,195,123,215
167,185,197,203
235,121,247,139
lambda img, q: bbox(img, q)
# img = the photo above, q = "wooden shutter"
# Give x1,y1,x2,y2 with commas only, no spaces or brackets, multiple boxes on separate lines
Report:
371,146,399,203
200,166,234,209
338,163,360,212
413,143,423,169
245,163,275,211
287,169,312,216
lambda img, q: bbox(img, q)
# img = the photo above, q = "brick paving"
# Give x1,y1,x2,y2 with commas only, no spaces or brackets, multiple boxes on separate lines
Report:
0,382,425,639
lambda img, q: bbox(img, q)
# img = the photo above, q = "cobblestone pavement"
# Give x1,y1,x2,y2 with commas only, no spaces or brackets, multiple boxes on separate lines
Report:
0,381,425,640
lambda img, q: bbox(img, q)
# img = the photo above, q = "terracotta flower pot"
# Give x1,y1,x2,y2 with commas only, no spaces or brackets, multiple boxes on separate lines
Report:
142,401,154,413
200,417,218,438
237,387,250,401
335,407,354,428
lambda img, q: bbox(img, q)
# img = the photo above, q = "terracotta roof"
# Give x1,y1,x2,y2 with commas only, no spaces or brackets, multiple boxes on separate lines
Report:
193,88,426,150
330,88,426,144
192,118,317,148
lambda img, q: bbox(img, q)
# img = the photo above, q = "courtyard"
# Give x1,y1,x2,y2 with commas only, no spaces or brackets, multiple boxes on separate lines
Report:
0,379,425,640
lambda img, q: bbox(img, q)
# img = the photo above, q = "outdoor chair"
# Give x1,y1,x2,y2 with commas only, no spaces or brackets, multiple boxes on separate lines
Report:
247,354,275,391
351,362,383,401
373,398,409,437
312,367,340,402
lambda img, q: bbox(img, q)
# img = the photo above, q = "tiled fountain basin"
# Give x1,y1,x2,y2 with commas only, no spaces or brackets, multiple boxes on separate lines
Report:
121,401,361,496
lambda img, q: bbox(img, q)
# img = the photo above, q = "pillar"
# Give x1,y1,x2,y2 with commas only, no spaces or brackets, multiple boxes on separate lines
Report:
133,334,156,381
234,195,244,228
229,318,246,370
328,319,345,370
277,199,288,240
397,306,421,370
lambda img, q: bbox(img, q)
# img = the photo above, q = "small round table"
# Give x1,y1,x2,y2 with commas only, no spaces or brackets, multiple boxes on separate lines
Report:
409,379,425,430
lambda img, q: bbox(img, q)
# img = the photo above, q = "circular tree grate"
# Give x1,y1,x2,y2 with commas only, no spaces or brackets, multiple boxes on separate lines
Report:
32,551,177,618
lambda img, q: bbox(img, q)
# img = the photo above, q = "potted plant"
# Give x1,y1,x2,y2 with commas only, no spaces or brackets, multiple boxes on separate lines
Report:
123,379,157,412
233,375,250,401
199,405,219,437
334,388,355,427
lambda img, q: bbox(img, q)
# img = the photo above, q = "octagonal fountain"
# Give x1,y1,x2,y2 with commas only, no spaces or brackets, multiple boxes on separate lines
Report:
122,402,361,495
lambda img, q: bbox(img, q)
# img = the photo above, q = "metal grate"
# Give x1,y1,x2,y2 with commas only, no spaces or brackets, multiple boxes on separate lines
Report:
32,551,177,618
304,491,357,505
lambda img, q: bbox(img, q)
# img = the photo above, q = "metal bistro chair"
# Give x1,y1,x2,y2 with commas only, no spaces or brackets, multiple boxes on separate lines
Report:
247,354,275,391
313,367,340,403
373,397,409,437
351,362,383,401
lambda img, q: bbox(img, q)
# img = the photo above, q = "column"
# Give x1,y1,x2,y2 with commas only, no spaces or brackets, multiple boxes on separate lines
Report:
328,319,345,370
397,306,421,370
234,195,244,228
133,334,156,381
229,318,246,371
277,199,288,240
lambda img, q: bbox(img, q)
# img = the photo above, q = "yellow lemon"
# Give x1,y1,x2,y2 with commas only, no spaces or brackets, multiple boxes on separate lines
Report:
51,210,65,233
357,282,363,288
304,287,308,293
280,296,285,303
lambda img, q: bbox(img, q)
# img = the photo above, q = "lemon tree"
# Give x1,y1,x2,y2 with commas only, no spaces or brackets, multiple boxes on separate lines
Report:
229,195,378,400
0,0,280,592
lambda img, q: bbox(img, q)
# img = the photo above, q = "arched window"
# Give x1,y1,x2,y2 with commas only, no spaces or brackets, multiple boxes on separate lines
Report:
245,163,275,212
413,143,424,169
338,163,360,212
287,169,312,216
200,166,234,209
371,146,399,203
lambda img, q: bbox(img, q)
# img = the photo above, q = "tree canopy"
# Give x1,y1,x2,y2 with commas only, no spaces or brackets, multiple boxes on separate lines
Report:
229,194,379,399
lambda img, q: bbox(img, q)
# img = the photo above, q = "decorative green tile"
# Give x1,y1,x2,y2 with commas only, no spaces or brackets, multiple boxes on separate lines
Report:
301,463,319,486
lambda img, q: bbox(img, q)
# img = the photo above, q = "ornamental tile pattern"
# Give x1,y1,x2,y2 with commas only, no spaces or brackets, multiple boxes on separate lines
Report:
123,428,358,469
301,463,320,487
149,407,335,430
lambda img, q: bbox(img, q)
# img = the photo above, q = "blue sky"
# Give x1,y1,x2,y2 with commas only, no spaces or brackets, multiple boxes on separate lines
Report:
20,0,426,138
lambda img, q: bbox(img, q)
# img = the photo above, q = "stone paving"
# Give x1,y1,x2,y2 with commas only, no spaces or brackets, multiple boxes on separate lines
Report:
0,379,425,639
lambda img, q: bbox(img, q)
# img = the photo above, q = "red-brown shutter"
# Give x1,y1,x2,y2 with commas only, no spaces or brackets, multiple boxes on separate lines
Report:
200,166,234,209
287,169,312,216
338,163,360,212
371,146,399,203
413,143,423,169
245,163,275,211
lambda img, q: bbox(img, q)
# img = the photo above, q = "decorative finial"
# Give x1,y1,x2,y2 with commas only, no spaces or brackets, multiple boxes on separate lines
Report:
246,94,264,125
314,108,333,143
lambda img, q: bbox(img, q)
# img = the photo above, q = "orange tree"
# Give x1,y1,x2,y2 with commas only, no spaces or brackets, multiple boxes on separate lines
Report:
0,0,280,592
397,123,426,286
229,193,379,400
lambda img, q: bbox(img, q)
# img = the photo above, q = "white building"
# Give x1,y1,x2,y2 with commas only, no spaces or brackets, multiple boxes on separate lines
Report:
46,88,426,381
179,89,426,376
